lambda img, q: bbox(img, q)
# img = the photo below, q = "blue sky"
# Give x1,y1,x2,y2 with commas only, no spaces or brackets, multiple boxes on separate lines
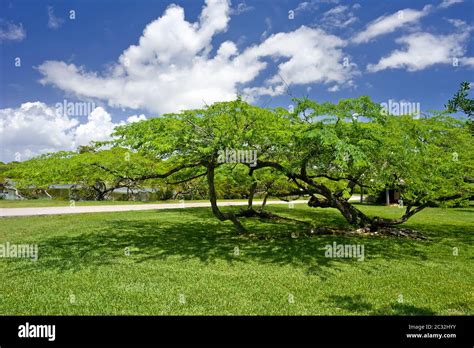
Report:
0,0,473,162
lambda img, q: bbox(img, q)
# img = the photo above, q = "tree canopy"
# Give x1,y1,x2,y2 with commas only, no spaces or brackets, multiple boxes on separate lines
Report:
5,94,473,233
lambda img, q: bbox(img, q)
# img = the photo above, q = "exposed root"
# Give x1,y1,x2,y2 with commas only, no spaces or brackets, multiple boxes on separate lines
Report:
241,226,427,241
235,208,310,225
369,227,427,240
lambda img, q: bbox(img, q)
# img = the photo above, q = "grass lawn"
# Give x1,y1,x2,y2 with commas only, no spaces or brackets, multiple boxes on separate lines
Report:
0,204,472,315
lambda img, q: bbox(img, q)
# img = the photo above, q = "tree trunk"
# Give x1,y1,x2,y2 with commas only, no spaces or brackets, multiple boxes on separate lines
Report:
247,181,257,211
260,192,269,211
333,199,372,227
206,165,247,234
309,194,372,228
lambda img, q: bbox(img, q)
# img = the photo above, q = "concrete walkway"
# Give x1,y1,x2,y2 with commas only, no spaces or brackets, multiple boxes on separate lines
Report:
0,195,362,217
0,200,306,217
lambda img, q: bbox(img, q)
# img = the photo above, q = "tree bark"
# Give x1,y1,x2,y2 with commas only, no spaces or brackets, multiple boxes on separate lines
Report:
247,181,257,211
206,165,247,234
260,192,269,211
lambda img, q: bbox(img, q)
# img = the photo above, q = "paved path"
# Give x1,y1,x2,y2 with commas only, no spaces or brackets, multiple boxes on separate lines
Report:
0,200,307,217
0,195,362,217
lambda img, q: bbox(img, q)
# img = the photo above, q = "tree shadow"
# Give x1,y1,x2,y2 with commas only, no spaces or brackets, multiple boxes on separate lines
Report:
328,295,436,315
4,206,443,279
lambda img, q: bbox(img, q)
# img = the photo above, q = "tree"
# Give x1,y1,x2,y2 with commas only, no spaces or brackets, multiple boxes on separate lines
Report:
110,98,294,233
7,95,472,235
446,81,474,134
110,96,473,233
278,97,473,231
5,148,160,200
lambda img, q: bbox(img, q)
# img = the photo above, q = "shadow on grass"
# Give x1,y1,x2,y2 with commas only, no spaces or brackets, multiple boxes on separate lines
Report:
5,206,453,280
328,294,436,315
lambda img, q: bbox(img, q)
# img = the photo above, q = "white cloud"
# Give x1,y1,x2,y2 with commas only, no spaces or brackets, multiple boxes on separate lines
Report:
321,5,358,29
0,103,145,162
260,17,272,40
460,57,474,68
367,31,470,72
73,107,116,147
294,0,340,14
438,0,464,8
242,85,287,102
47,6,64,29
0,21,26,42
447,18,468,28
38,0,355,113
38,0,245,114
126,114,147,123
352,6,431,44
295,1,319,13
230,2,254,15
243,26,357,97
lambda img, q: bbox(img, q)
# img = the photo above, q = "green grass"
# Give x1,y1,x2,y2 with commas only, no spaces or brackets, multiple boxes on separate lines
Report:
0,204,472,315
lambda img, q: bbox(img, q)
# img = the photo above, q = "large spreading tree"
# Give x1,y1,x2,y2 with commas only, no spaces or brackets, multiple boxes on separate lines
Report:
105,96,473,233
6,94,473,234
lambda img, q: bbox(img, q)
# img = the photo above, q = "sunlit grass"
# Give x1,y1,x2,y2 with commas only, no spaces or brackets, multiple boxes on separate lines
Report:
0,204,472,315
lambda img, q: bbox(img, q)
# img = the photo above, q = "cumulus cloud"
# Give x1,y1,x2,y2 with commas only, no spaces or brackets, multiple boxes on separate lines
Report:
352,6,431,44
37,0,355,113
367,30,471,72
126,114,147,123
0,103,145,162
0,20,26,42
72,107,117,147
243,26,357,98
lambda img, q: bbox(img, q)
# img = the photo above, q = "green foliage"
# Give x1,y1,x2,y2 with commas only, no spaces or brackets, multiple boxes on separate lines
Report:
5,148,161,199
446,81,474,134
292,96,473,207
5,94,473,226
446,81,474,118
